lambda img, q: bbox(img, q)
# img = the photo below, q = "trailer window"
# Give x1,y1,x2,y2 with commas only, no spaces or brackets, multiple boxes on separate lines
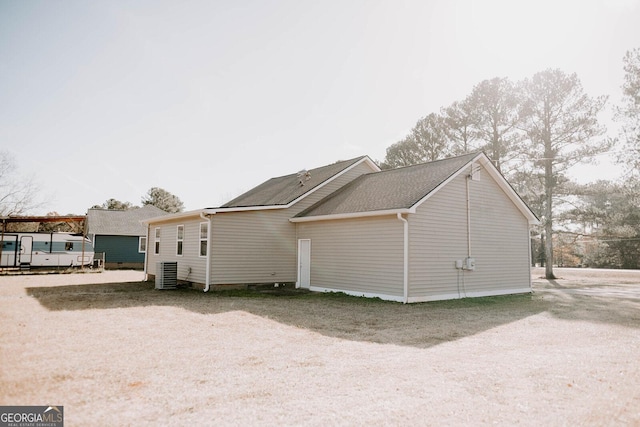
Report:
1,241,16,249
65,242,73,251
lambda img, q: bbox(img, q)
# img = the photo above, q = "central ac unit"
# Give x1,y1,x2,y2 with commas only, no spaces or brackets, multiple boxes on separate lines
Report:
156,262,178,289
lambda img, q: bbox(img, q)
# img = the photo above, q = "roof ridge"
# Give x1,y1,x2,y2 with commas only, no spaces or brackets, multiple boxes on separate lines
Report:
265,155,368,181
294,151,484,218
220,155,372,208
377,151,482,174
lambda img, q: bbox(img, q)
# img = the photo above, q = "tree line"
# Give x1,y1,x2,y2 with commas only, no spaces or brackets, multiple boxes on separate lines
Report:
380,48,640,278
2,49,638,277
91,187,184,213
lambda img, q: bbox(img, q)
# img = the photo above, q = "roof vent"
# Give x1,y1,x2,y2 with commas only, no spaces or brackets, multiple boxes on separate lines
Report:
297,170,311,186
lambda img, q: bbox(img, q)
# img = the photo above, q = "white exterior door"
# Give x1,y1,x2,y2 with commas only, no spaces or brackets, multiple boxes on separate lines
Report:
297,239,311,289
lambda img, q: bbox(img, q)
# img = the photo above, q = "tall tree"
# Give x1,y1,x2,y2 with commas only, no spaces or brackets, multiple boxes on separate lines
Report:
412,113,450,162
467,77,523,174
142,187,184,213
0,150,42,216
520,69,609,279
617,47,640,173
441,99,479,155
92,199,135,210
381,134,422,169
382,113,451,168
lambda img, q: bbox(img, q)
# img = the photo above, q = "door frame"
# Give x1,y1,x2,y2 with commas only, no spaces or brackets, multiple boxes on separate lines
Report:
297,239,311,289
19,235,33,264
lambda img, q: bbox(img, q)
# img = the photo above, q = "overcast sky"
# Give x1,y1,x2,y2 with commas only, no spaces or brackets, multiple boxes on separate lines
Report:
1,0,639,215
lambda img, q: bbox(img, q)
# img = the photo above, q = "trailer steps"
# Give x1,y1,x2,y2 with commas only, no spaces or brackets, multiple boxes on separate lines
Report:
19,263,31,271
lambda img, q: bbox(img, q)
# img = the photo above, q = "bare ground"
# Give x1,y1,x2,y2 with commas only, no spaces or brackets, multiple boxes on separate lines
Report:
1,268,639,426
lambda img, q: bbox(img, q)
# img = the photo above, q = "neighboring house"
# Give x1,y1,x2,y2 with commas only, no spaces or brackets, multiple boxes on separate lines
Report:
143,152,539,302
87,205,169,269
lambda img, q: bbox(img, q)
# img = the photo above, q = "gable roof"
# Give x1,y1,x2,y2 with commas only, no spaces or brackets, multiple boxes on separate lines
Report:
87,205,169,236
220,156,379,209
293,152,539,224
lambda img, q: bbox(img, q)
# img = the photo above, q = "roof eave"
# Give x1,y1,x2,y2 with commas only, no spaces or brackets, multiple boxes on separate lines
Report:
290,208,412,223
141,209,206,224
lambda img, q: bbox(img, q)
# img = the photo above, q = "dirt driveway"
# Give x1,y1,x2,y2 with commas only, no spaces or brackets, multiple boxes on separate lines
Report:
1,268,639,426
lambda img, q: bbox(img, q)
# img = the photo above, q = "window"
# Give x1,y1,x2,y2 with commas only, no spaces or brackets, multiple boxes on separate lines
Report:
176,225,184,256
139,236,147,253
154,228,161,255
199,222,208,257
65,242,74,251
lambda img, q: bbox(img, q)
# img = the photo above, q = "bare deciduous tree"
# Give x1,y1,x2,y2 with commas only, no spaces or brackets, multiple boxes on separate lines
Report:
0,150,42,216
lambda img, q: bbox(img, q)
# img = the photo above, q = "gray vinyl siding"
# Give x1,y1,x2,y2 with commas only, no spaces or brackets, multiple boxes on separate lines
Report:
211,209,295,285
408,164,531,300
297,216,404,297
146,218,207,284
209,160,377,286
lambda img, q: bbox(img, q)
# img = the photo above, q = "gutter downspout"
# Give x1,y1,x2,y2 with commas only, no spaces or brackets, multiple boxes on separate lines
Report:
527,225,534,292
143,224,150,280
466,173,472,259
397,213,409,304
200,212,213,292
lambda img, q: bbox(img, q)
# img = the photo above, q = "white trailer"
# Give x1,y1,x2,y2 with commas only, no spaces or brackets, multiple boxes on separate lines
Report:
0,232,94,268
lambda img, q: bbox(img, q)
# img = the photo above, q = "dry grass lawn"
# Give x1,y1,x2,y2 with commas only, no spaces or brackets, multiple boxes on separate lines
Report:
1,267,639,425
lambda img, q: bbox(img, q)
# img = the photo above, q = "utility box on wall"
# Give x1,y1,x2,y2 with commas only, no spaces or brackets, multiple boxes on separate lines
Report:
455,257,476,271
464,257,475,271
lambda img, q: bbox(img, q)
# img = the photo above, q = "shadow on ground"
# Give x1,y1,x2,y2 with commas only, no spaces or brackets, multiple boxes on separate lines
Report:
533,277,640,328
26,280,549,350
24,273,640,349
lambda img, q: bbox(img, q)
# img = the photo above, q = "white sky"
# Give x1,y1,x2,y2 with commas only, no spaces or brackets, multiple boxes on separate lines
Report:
1,0,639,215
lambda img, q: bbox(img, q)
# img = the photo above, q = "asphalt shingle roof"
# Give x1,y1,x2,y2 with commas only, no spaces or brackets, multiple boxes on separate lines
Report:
221,156,370,208
295,152,480,218
87,205,169,236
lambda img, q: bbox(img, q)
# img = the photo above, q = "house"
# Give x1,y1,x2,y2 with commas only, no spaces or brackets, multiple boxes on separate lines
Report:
87,205,169,269
143,152,539,302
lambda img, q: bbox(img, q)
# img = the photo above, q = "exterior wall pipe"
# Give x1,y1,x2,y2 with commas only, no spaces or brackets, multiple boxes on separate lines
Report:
200,212,213,292
397,213,409,304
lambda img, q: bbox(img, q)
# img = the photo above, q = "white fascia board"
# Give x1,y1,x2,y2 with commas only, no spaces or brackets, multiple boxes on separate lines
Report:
290,208,411,223
203,204,283,214
209,156,380,215
141,209,205,225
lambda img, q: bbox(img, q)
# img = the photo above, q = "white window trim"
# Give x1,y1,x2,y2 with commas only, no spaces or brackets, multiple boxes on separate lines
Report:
176,225,184,256
154,228,161,255
139,236,147,253
199,222,208,258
